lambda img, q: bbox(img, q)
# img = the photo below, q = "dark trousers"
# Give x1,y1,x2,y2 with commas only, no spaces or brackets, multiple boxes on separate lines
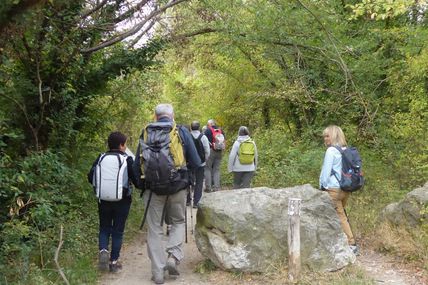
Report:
187,166,204,206
233,171,254,189
98,197,131,261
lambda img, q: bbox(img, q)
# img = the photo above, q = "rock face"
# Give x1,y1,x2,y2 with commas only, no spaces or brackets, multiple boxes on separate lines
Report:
195,185,356,273
379,182,428,227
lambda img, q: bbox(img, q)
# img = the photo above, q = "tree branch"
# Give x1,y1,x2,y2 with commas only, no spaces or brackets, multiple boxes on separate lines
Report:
81,0,188,54
0,91,39,150
129,19,156,47
295,0,373,126
80,0,109,19
112,0,151,24
54,225,70,285
166,27,219,42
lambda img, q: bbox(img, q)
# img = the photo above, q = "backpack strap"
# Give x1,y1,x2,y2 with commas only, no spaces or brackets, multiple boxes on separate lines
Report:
140,190,153,230
160,195,169,227
114,153,123,200
331,146,343,183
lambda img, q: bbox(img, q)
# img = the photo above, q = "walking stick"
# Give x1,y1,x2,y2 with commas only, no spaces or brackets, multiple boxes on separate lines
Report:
140,191,152,230
190,183,194,235
184,193,188,243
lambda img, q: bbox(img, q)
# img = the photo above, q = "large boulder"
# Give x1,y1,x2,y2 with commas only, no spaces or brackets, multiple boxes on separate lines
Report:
379,182,428,227
195,185,356,273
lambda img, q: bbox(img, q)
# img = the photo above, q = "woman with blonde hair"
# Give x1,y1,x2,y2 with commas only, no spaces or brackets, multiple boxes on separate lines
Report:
319,125,358,255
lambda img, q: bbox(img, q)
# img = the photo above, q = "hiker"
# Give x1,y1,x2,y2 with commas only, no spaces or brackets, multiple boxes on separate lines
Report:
227,126,258,189
134,104,201,284
319,125,359,255
204,119,226,192
188,120,210,208
87,131,137,273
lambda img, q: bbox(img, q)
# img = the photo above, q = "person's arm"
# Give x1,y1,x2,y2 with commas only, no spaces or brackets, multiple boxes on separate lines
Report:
87,154,101,184
204,128,213,148
253,141,258,170
126,156,138,187
201,135,210,160
132,142,145,190
319,147,335,190
180,127,202,169
228,141,239,172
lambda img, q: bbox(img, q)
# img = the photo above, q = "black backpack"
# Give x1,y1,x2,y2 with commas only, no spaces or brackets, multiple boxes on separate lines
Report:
192,133,205,163
332,146,364,192
138,122,189,195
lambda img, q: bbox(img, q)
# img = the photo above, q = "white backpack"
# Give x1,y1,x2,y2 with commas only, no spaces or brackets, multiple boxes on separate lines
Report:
93,153,128,201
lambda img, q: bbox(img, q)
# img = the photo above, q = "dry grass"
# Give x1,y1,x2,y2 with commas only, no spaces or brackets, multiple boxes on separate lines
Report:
370,222,427,262
195,259,374,285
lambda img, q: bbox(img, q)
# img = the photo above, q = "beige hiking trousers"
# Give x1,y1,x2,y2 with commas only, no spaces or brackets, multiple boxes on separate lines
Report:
327,189,355,245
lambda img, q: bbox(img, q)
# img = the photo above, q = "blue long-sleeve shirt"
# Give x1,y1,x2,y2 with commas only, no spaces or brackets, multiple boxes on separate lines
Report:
319,146,342,190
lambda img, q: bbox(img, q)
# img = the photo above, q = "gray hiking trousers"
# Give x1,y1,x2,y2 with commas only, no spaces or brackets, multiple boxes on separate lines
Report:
204,149,223,191
144,189,186,277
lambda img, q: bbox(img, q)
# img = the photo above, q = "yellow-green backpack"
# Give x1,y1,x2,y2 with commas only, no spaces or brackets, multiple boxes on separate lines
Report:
238,139,255,164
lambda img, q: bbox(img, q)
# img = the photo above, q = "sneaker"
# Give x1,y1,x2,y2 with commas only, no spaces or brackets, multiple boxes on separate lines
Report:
109,260,122,273
349,244,360,256
165,255,180,277
151,273,164,284
193,204,198,209
98,249,110,271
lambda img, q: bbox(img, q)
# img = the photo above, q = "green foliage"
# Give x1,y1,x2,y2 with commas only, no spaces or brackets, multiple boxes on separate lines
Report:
0,151,97,284
252,127,323,188
1,0,427,282
347,0,414,21
194,259,217,274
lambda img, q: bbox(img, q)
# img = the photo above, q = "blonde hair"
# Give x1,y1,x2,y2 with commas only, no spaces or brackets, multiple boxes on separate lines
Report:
323,125,347,147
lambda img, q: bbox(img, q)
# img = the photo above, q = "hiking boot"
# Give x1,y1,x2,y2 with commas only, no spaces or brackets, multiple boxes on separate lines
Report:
165,255,180,277
151,272,164,284
98,249,110,271
350,244,360,256
109,260,122,273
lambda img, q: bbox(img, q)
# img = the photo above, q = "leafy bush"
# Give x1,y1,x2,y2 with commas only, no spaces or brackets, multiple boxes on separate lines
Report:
0,151,98,284
251,127,324,189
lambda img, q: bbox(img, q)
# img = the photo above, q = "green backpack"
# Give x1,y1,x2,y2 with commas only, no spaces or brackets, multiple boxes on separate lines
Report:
238,139,255,164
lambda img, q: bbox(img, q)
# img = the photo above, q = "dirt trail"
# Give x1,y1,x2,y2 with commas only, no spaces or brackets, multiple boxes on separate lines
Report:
99,207,426,285
356,249,426,285
98,207,212,285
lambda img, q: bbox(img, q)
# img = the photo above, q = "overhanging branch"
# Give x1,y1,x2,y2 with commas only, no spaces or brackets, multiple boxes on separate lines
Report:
80,0,188,54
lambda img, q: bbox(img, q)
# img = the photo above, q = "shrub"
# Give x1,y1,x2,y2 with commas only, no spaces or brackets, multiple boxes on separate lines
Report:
0,151,97,284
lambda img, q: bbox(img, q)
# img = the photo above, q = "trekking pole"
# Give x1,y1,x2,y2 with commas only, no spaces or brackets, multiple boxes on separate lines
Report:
344,208,355,238
185,194,188,243
140,191,152,230
190,183,194,235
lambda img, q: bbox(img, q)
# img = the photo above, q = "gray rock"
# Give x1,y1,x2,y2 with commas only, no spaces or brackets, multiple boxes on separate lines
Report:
379,182,428,227
195,185,356,273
